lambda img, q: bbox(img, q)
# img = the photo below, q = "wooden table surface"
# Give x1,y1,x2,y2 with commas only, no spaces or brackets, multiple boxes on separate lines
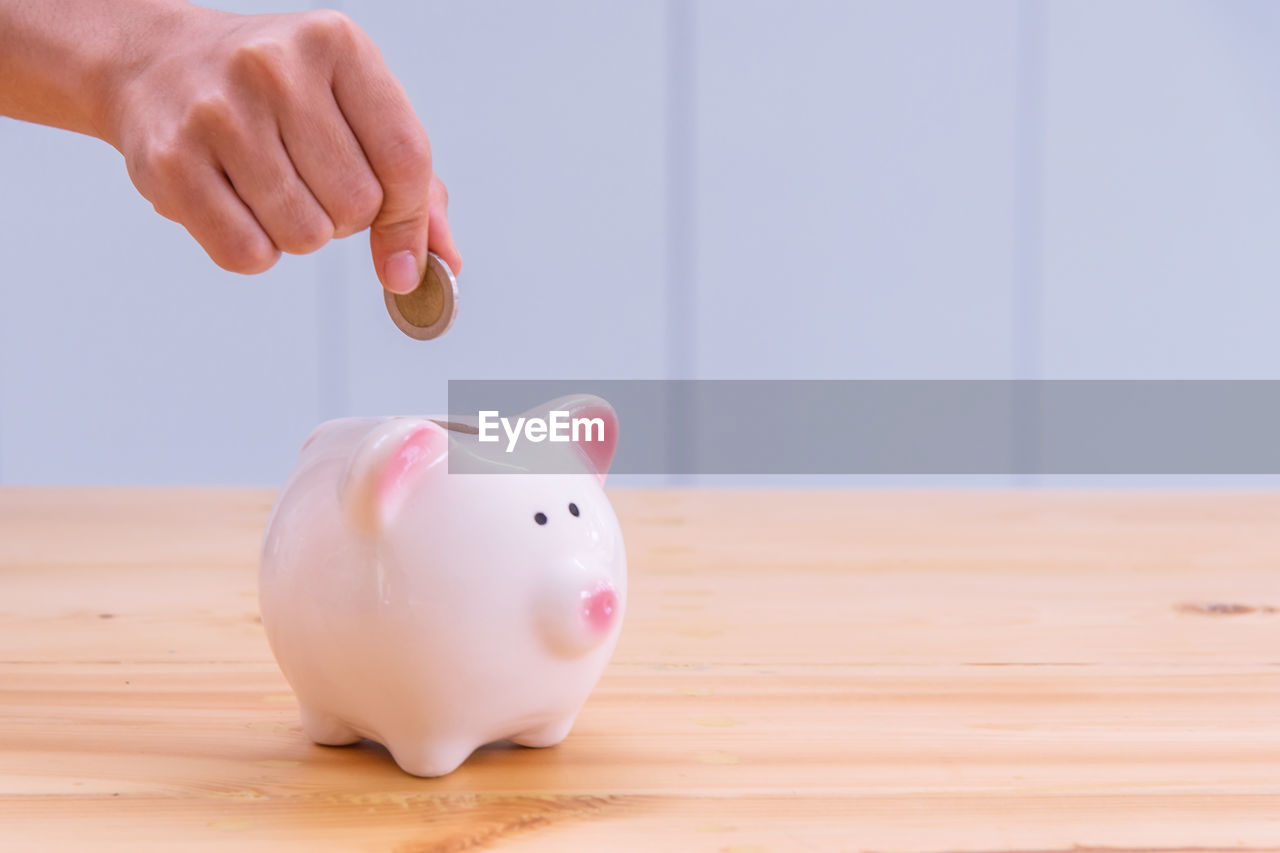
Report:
1,489,1278,851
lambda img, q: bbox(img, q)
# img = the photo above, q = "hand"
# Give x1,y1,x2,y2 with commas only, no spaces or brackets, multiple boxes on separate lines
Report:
101,5,460,291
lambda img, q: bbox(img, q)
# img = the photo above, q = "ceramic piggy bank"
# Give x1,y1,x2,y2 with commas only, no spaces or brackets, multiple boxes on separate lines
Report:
259,395,626,777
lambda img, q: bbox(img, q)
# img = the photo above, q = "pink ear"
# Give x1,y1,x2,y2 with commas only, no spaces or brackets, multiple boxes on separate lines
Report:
344,419,448,535
376,424,448,525
567,399,618,483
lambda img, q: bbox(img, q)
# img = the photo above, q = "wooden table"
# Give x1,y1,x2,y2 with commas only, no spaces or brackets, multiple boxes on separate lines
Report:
1,489,1277,851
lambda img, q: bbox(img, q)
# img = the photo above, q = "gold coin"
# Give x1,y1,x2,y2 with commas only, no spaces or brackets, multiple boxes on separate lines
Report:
384,252,458,340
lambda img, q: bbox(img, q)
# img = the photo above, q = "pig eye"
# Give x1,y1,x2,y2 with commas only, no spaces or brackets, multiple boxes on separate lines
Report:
534,512,548,525
568,502,580,517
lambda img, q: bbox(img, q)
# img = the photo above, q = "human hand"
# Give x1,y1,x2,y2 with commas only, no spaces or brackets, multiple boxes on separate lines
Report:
100,5,460,292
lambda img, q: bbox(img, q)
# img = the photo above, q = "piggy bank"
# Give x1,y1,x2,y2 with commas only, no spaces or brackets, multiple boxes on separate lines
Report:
259,395,626,777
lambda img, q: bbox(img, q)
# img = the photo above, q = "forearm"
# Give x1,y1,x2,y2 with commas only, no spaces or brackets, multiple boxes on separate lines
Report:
0,0,193,143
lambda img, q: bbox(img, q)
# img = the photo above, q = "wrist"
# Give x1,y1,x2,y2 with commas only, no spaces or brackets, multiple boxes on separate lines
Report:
91,0,208,148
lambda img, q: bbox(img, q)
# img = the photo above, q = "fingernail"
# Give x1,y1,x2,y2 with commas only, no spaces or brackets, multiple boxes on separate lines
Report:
384,250,420,294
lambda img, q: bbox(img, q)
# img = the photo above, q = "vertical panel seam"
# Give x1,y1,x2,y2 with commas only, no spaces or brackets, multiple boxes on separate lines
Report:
1013,0,1047,484
665,0,696,380
665,0,697,484
1013,0,1046,381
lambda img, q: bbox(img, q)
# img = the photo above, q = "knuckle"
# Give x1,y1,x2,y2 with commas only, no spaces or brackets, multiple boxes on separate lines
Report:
186,92,237,133
382,129,432,182
135,139,185,182
230,39,292,91
217,236,279,274
278,211,334,255
126,137,187,216
149,147,182,178
299,9,360,52
296,217,335,254
334,178,383,232
127,140,188,204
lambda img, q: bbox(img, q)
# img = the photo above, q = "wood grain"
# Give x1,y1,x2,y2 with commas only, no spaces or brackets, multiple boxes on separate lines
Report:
1,489,1277,851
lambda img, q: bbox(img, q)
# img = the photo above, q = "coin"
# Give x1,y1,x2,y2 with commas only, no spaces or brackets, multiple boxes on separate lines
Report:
384,251,458,340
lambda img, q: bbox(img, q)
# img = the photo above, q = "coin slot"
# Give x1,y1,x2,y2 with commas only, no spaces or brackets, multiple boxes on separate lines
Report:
430,419,480,435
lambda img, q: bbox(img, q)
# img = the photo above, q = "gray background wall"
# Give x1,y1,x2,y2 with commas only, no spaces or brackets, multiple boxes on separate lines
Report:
1,0,1277,485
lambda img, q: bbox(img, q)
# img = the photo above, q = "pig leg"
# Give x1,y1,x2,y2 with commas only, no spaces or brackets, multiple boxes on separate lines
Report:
299,705,361,746
510,716,577,748
387,739,476,778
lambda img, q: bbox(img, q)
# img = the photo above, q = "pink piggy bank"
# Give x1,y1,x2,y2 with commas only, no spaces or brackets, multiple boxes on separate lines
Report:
259,395,626,777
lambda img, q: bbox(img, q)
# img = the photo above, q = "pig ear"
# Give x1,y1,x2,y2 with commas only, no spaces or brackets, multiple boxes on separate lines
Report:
525,395,619,483
342,419,448,535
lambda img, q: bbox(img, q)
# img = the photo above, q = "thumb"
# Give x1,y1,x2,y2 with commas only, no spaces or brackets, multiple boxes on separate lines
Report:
371,193,430,295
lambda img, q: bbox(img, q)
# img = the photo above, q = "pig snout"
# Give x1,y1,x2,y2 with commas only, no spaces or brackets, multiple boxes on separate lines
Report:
537,570,623,659
580,580,620,635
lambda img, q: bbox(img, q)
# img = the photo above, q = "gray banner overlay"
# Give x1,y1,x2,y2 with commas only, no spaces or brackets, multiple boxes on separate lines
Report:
446,380,1280,475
